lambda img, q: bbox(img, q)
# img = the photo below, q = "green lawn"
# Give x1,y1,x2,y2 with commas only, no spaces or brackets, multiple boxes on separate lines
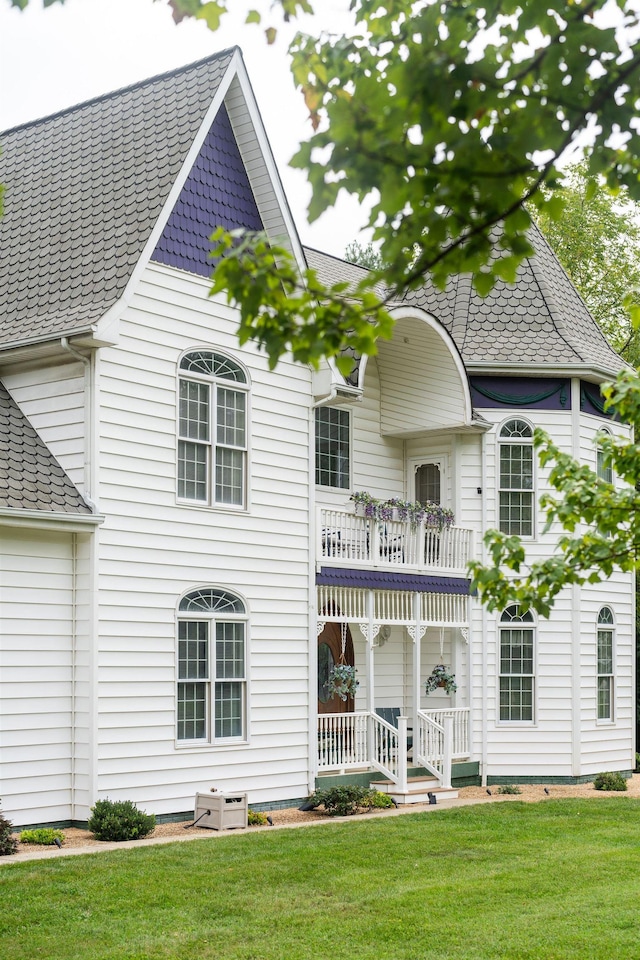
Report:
2,799,640,959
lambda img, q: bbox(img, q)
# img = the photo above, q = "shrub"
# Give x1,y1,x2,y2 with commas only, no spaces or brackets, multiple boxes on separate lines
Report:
310,785,394,816
0,805,18,856
88,798,156,841
496,784,522,795
361,790,395,810
20,828,65,846
635,752,640,772
593,771,627,792
248,809,268,826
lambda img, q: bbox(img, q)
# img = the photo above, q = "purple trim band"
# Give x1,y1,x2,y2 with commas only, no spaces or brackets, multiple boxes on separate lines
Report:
316,567,470,595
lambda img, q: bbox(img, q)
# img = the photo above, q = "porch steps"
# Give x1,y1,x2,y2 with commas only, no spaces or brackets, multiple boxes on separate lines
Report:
370,776,459,805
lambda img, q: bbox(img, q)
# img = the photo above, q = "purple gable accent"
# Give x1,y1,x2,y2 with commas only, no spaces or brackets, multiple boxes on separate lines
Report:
580,381,615,420
470,376,570,410
152,103,263,277
316,567,470,595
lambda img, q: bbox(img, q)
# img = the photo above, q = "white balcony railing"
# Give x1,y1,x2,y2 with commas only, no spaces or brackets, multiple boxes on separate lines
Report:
318,508,472,575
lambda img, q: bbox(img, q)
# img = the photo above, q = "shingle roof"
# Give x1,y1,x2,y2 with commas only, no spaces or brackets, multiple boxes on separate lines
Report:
402,222,626,374
0,380,93,513
316,567,470,594
0,50,235,348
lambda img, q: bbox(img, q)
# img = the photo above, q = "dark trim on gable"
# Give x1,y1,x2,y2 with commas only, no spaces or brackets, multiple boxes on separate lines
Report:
470,376,570,410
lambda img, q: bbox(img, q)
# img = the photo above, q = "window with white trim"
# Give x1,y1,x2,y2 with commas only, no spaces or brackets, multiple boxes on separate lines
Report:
596,428,613,484
315,407,350,489
178,350,248,507
499,419,534,536
499,605,535,722
597,606,614,721
177,588,247,743
415,462,441,505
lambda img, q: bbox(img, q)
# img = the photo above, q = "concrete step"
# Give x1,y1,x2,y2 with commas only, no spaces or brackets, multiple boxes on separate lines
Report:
370,776,459,805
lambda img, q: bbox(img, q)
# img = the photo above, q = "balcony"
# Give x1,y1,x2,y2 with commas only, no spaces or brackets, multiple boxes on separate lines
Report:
318,508,472,576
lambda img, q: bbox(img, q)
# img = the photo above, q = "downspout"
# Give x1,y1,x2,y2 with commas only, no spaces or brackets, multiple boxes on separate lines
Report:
481,429,489,786
61,336,100,816
308,399,318,794
570,378,582,777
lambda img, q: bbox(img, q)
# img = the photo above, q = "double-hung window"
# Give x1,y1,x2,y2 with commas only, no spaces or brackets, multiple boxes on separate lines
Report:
315,407,350,489
178,350,248,507
499,605,535,722
499,419,534,536
177,588,247,743
597,606,614,721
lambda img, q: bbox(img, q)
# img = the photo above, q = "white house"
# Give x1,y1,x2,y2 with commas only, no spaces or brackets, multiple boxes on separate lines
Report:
0,49,634,827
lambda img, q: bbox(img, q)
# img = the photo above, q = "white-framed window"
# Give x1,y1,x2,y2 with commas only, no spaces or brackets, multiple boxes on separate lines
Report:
177,588,247,743
499,605,535,722
414,460,442,505
177,350,248,508
315,407,350,489
596,427,613,484
498,419,534,537
597,606,614,721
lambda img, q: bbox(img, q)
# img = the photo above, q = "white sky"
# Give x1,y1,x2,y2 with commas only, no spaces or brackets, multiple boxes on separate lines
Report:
0,0,368,256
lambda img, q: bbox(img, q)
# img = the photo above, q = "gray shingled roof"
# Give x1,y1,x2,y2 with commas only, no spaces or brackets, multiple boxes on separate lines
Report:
402,222,626,374
307,222,625,377
0,380,93,514
0,50,235,348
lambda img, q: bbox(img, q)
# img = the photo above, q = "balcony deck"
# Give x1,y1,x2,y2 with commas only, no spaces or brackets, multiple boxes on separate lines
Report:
318,508,472,577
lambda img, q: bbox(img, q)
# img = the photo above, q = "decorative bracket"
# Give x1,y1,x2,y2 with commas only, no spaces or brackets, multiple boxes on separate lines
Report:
460,627,469,645
406,624,427,643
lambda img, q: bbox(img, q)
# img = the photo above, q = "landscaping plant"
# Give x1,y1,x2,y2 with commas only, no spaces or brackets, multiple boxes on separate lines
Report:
87,798,155,841
19,828,65,846
310,785,393,816
496,785,522,795
0,803,18,856
593,771,627,792
247,809,268,826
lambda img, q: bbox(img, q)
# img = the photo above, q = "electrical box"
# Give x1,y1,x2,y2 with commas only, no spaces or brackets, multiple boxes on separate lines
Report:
194,792,248,830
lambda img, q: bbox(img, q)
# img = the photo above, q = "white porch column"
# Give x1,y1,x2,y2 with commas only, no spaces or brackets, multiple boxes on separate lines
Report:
412,592,421,752
365,590,375,763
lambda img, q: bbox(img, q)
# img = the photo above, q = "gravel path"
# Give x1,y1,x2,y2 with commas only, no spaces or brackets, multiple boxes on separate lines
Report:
5,775,639,863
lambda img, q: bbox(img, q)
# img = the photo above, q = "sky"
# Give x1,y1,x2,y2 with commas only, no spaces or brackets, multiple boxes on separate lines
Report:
0,0,368,256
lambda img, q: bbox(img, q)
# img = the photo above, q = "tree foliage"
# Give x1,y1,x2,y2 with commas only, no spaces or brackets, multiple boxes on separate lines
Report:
8,0,640,369
344,241,385,271
536,164,640,366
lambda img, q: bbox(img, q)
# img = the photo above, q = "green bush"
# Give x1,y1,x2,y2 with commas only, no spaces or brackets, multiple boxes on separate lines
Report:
20,828,65,846
593,771,627,792
496,784,522,795
310,785,394,816
248,809,268,826
0,805,18,856
635,752,640,772
88,798,156,841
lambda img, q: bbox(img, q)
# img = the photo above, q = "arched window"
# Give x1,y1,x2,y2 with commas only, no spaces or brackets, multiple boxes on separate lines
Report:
499,605,535,722
596,428,613,484
498,419,534,537
597,607,614,721
177,350,248,507
177,588,247,743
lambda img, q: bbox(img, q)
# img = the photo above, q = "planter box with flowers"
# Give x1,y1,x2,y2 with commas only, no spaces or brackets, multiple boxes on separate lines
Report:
350,492,454,529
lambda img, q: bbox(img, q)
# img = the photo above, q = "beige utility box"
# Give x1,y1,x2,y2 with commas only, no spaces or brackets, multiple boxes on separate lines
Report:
194,792,248,830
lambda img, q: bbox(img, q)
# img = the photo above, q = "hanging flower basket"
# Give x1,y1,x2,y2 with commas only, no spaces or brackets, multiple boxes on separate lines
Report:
327,663,359,701
424,664,457,695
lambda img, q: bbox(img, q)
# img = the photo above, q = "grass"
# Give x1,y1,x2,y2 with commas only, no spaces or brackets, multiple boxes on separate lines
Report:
2,799,640,959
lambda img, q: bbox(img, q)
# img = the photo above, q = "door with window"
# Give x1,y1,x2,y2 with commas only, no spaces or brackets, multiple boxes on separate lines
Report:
317,622,355,715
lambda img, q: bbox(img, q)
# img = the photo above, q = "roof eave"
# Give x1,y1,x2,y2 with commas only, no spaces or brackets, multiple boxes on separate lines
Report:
465,361,629,383
0,507,104,532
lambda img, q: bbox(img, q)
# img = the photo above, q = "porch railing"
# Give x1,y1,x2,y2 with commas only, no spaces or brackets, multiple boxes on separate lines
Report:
317,711,369,770
318,508,472,575
317,708,470,791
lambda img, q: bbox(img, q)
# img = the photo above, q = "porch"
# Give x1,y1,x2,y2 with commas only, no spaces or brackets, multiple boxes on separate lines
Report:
317,707,471,794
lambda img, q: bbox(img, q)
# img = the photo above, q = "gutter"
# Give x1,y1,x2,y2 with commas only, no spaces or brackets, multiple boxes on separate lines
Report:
61,337,98,511
0,508,103,531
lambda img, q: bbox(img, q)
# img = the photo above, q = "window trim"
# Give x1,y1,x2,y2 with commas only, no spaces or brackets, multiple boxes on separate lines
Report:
596,606,615,723
497,417,535,539
176,587,249,747
176,349,250,510
314,406,352,491
596,427,613,484
498,604,536,724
